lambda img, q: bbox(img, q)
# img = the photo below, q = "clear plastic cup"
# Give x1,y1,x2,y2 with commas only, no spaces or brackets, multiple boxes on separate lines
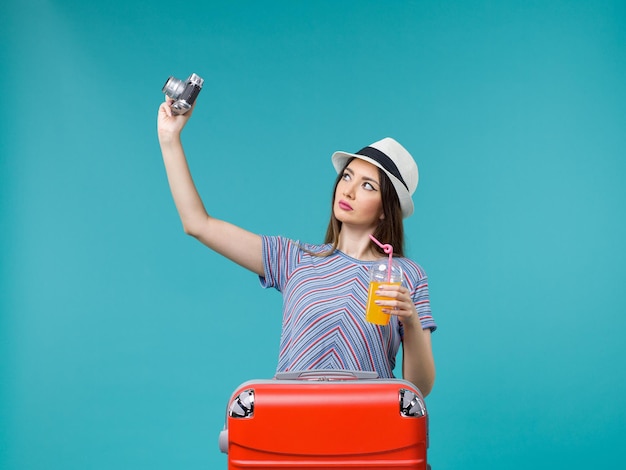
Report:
365,259,403,325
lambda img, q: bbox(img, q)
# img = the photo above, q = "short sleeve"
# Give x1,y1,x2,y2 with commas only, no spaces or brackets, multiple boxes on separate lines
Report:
413,275,436,332
397,259,437,335
259,235,295,292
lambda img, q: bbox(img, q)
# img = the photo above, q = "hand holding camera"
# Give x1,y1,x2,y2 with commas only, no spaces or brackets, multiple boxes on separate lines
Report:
162,73,204,115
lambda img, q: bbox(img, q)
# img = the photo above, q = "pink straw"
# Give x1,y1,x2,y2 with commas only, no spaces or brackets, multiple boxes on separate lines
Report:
369,234,393,282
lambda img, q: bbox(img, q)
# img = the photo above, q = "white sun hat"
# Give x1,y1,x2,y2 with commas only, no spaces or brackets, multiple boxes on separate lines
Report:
331,137,419,218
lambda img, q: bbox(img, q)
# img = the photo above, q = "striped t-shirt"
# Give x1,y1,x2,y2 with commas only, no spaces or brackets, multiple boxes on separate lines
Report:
259,236,436,378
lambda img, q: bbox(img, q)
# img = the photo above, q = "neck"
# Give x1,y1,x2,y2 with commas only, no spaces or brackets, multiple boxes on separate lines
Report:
336,226,380,261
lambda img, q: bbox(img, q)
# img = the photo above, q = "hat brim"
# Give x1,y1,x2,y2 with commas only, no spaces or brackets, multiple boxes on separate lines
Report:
332,151,414,218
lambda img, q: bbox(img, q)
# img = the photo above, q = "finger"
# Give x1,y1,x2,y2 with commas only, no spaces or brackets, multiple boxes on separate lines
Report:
160,102,172,118
382,304,401,316
379,283,403,293
375,287,400,299
376,299,401,310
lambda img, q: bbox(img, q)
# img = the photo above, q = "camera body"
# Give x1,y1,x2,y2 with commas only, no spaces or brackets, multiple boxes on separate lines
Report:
162,73,204,115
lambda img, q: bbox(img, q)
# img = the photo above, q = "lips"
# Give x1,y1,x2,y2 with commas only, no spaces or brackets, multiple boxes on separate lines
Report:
338,200,353,211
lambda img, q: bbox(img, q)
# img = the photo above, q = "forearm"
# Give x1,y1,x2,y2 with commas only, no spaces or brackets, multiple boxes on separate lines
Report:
402,321,435,396
158,129,265,275
159,135,210,235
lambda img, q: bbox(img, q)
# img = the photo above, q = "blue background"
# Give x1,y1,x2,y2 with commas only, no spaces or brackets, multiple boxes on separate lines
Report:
2,1,625,468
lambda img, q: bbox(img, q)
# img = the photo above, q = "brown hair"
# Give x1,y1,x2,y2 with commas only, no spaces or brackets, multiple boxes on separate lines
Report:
322,157,405,257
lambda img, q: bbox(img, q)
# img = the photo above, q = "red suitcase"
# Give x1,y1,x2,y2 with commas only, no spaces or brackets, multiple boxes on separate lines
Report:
219,370,429,469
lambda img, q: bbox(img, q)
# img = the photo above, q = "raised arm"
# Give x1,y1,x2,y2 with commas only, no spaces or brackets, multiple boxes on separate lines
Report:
157,98,265,276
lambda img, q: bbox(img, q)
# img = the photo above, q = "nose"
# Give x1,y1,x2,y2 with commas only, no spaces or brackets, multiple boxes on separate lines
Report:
342,182,356,199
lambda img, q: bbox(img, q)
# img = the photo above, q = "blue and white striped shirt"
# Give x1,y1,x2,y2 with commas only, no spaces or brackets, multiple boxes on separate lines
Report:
260,236,436,378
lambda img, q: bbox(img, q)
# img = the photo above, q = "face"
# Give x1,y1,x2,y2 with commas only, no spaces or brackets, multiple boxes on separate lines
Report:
333,158,384,229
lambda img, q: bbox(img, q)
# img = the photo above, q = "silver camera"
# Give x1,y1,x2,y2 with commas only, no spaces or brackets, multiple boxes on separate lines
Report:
162,73,204,115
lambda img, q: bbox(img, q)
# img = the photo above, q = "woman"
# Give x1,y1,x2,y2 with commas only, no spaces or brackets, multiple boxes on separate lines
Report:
157,97,436,396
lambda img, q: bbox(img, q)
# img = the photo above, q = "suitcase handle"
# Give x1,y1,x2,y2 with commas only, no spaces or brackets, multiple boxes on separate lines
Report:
274,370,379,381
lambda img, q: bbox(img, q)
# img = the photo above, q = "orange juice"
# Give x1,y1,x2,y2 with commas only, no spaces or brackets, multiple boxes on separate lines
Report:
365,281,401,325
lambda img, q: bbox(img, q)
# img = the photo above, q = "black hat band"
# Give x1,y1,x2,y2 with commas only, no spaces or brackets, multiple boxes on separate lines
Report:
356,146,409,191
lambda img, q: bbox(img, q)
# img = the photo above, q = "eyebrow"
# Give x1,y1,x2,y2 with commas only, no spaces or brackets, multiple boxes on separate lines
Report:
344,167,381,186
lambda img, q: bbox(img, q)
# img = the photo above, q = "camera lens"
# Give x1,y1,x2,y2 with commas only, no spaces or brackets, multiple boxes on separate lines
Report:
162,76,186,99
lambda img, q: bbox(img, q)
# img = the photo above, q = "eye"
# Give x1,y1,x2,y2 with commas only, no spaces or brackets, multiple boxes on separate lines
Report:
363,181,377,191
341,172,351,181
